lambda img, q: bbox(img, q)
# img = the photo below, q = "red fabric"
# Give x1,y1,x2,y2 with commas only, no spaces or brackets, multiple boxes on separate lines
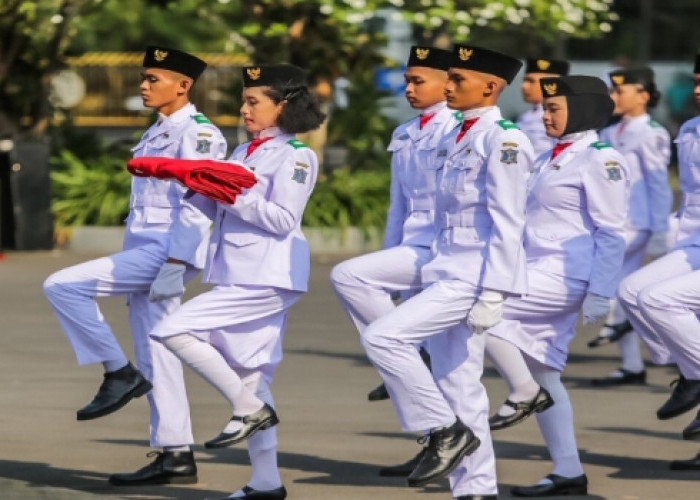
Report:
127,157,257,204
419,112,436,129
246,136,273,157
550,141,573,160
455,117,479,142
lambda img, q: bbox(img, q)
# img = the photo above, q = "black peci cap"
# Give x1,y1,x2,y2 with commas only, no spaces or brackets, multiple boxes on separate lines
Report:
609,67,655,87
406,46,452,71
450,45,523,84
539,75,610,98
694,52,700,74
142,46,207,81
525,58,570,75
242,64,307,88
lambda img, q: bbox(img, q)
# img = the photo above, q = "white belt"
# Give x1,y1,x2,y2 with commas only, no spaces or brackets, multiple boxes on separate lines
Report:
407,198,433,212
441,210,490,228
130,193,181,208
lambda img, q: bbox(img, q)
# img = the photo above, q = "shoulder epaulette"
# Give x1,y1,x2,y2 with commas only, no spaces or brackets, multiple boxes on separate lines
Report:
649,118,662,128
288,138,308,149
453,111,463,123
192,113,212,125
589,140,612,150
497,119,519,130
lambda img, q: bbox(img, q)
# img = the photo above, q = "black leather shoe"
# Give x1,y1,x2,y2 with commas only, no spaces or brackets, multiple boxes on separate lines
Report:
205,403,279,448
406,418,480,487
368,382,390,401
670,452,700,470
489,387,554,431
77,362,152,421
587,321,633,348
378,448,425,477
209,485,287,499
454,495,498,499
109,450,197,485
511,473,588,497
657,376,700,420
590,368,646,387
682,410,700,440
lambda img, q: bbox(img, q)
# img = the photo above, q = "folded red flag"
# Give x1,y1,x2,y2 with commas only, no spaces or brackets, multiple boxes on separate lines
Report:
127,157,256,204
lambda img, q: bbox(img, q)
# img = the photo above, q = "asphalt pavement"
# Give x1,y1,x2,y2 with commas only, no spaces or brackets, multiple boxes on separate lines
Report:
0,249,698,499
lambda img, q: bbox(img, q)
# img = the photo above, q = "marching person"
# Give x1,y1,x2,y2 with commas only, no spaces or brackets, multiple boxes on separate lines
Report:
617,53,700,468
330,44,458,442
361,44,533,499
43,46,226,484
485,75,628,496
517,57,570,157
589,67,673,387
146,63,324,500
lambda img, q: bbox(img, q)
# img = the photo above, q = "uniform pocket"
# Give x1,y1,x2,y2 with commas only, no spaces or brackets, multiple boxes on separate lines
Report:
222,231,259,247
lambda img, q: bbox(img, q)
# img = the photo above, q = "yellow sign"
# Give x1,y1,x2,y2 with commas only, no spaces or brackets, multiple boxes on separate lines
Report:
543,83,558,96
247,67,261,80
459,47,473,61
154,50,168,62
536,59,551,71
416,48,430,60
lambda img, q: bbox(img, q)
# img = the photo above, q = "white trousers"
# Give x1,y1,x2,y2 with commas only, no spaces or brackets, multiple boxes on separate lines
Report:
43,243,195,447
361,279,496,495
330,245,432,333
618,247,700,376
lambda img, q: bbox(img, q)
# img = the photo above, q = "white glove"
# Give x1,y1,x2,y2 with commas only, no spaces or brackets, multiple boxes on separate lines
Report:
581,292,610,325
149,262,186,302
467,289,505,334
645,231,668,258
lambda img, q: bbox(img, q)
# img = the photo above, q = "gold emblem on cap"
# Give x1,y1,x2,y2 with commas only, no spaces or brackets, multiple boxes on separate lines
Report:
247,67,261,80
153,49,168,62
543,83,558,96
611,75,625,85
459,47,473,61
416,48,430,60
536,59,551,71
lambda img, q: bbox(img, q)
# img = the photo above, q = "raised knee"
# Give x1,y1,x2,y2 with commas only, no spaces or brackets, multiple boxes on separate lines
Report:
43,271,71,300
617,274,642,308
329,261,355,289
638,285,672,311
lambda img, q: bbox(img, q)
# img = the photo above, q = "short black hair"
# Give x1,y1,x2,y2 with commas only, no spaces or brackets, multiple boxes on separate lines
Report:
264,85,326,134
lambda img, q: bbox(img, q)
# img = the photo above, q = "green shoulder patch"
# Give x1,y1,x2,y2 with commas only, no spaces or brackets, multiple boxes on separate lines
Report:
192,113,212,125
649,118,662,128
287,138,308,149
589,140,612,150
497,119,519,130
453,111,463,123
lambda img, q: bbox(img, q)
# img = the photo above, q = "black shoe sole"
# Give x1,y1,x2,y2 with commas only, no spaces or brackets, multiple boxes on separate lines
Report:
77,380,153,421
108,474,197,486
407,436,481,488
205,414,280,449
511,484,587,497
658,401,700,421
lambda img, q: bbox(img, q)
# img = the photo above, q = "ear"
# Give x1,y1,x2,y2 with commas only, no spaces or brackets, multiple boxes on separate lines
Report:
484,79,498,97
177,78,193,96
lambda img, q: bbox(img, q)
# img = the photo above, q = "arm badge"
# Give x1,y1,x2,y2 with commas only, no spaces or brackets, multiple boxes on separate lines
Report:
196,139,211,154
292,167,308,184
500,148,519,164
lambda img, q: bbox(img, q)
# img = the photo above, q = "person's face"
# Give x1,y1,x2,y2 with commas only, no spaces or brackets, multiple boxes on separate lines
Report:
404,66,448,109
139,68,188,113
240,86,285,134
521,73,549,104
694,74,700,107
610,83,648,116
542,96,568,138
444,68,491,110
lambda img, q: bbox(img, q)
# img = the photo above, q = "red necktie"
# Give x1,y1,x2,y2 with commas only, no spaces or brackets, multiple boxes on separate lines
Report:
419,112,436,129
455,117,479,142
550,142,572,160
246,136,273,157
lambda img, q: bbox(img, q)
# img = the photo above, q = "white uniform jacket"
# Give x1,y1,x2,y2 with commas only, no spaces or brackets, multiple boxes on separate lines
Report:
421,107,534,295
525,131,629,297
674,116,700,248
517,105,556,157
599,113,672,232
188,130,318,292
126,103,227,267
383,103,461,248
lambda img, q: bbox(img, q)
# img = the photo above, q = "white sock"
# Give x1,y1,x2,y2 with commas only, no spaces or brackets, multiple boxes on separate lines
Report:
619,331,645,373
527,358,584,478
486,335,540,416
163,445,190,452
162,334,263,416
103,358,129,373
248,430,282,491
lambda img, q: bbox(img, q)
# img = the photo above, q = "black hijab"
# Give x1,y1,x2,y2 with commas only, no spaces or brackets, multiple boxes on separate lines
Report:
539,75,614,135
